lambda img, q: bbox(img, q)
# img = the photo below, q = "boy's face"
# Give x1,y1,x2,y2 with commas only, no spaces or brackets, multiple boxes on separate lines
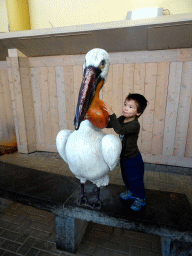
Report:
122,99,140,119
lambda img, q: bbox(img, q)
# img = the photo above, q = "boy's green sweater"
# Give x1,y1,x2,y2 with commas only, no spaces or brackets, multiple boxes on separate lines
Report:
107,114,140,159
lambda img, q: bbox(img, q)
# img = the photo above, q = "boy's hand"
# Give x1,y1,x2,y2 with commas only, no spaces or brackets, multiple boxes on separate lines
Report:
103,103,114,115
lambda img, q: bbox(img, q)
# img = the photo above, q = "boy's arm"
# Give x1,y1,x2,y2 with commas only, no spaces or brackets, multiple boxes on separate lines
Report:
106,117,122,129
103,103,139,135
103,103,124,133
103,103,114,129
109,114,139,135
106,119,113,128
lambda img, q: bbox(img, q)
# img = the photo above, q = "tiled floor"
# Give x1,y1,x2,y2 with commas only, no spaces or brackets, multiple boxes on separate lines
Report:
0,201,161,256
0,152,191,256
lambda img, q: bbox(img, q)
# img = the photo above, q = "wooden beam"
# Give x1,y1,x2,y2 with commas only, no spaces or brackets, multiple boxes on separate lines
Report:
30,67,44,149
185,100,192,158
19,57,36,152
174,62,192,157
7,57,28,153
56,67,67,130
152,62,170,155
163,62,182,156
141,63,157,154
8,49,26,58
142,153,192,168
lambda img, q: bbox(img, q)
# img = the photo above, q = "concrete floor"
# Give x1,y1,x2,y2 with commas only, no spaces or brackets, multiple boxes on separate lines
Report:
0,151,191,256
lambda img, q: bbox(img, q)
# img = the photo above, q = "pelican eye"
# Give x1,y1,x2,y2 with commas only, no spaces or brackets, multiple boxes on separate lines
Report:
99,60,106,70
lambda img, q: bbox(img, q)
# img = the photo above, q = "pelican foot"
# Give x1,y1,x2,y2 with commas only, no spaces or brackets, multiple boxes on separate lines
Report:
78,183,89,206
78,196,89,206
89,198,102,209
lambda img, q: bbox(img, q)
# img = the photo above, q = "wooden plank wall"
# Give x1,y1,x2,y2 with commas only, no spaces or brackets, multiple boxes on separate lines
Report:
4,48,192,167
0,61,16,148
27,49,192,167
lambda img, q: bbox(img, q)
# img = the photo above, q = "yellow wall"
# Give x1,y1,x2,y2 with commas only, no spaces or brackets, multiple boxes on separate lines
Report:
1,0,192,31
28,0,127,29
28,0,192,29
126,0,192,14
0,0,9,32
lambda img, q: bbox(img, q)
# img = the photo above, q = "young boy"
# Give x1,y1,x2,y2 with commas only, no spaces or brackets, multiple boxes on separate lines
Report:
103,93,148,211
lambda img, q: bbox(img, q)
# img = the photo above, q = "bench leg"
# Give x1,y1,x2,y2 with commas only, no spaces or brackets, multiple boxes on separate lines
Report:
55,215,88,253
161,237,192,256
0,198,12,212
170,240,192,255
161,237,171,256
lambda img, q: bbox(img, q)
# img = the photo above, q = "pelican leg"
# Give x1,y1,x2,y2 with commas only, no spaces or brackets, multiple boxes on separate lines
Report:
89,187,102,209
78,183,88,206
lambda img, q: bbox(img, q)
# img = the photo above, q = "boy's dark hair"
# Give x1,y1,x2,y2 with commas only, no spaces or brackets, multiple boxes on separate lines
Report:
126,93,148,116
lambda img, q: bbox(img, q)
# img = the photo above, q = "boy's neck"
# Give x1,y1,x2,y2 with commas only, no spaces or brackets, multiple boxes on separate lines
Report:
124,116,136,123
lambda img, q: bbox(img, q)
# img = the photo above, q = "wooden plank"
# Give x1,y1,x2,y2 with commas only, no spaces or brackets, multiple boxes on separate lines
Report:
102,66,113,105
28,48,189,69
163,62,182,156
1,71,14,126
141,63,158,154
63,66,75,130
8,58,28,153
109,49,178,64
29,56,64,68
133,63,145,149
63,55,75,66
0,70,15,142
102,65,114,135
28,54,84,68
0,61,7,70
56,67,67,130
0,71,9,141
174,62,192,157
106,64,123,137
177,48,192,62
36,143,57,152
142,153,192,168
47,67,60,144
113,64,123,117
19,58,36,153
133,63,145,94
19,57,29,67
6,59,20,148
123,64,134,97
185,99,192,157
74,54,85,66
151,62,169,155
39,67,52,145
30,67,44,146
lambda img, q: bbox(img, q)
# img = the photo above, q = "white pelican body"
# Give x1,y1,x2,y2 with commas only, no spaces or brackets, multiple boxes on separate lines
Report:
56,48,122,207
56,119,121,187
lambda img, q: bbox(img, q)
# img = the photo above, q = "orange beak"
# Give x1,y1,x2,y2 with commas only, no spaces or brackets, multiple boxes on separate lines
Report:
86,80,109,129
74,66,109,130
74,66,101,130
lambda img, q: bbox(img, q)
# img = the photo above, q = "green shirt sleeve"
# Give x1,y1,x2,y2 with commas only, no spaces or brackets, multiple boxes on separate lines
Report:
109,114,140,135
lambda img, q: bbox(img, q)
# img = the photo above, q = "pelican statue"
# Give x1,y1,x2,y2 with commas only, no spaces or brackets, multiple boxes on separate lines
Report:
56,48,121,208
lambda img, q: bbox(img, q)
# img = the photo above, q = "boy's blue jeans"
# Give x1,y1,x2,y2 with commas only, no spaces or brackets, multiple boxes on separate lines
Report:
120,152,145,200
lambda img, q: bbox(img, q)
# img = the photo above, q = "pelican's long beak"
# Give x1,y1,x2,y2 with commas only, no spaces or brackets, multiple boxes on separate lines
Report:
74,66,102,130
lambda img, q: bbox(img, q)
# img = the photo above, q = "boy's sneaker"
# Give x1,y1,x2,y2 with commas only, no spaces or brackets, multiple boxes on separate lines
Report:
120,190,135,200
130,198,146,211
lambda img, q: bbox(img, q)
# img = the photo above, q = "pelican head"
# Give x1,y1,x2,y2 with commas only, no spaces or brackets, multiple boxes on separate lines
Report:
74,48,110,130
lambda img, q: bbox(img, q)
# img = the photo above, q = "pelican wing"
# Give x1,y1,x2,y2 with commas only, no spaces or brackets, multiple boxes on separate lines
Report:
56,130,73,163
101,134,122,170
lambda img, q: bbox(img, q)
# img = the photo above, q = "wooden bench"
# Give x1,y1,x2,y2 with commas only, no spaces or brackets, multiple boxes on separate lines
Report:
0,161,191,255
